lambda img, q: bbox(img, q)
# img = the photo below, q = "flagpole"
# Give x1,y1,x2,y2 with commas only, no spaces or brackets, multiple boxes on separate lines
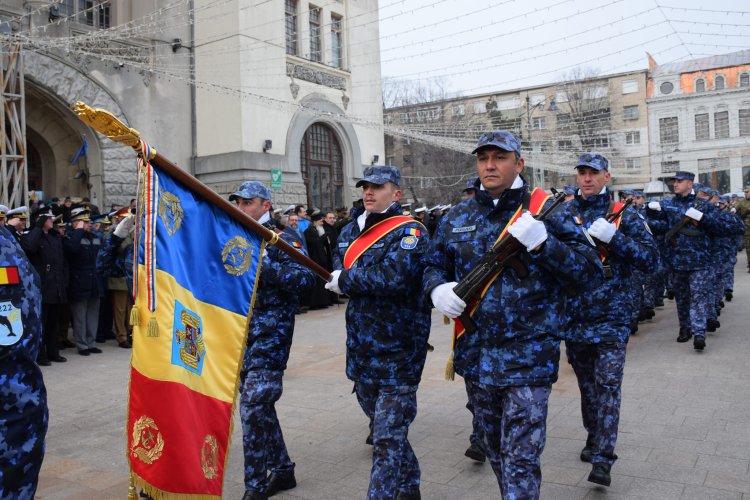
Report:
72,102,332,282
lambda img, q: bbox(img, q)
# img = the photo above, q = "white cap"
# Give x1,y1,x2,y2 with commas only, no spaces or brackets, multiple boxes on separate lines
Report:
6,206,28,218
0,204,8,216
414,206,427,213
283,204,295,215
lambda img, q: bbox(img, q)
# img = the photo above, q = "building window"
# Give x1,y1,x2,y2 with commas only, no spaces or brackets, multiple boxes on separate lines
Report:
659,116,679,144
714,75,725,90
555,90,569,103
473,102,486,114
529,93,545,106
623,105,639,120
557,113,572,129
285,0,298,55
739,109,750,137
695,78,706,93
661,161,680,173
309,5,321,62
625,131,640,145
625,158,641,170
558,140,574,150
399,113,410,124
452,104,465,117
68,0,110,28
330,14,342,68
532,116,546,130
741,73,750,87
660,81,674,95
714,111,729,139
622,80,639,94
695,113,710,141
415,107,441,122
582,135,609,149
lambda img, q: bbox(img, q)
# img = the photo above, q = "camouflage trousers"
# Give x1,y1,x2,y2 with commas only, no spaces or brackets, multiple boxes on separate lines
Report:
239,369,294,493
0,395,47,499
565,341,627,466
722,256,736,292
467,381,551,500
630,270,645,320
672,269,712,337
642,262,666,310
465,379,484,448
355,382,420,500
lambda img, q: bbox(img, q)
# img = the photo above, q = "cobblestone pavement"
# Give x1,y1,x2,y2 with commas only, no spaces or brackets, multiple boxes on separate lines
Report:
36,254,750,499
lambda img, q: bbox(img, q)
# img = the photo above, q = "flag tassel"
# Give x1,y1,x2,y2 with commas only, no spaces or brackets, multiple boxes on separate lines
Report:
130,305,140,326
147,316,159,337
444,351,455,381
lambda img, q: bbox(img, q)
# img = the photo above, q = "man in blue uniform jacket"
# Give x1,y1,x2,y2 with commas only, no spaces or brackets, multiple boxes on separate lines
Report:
232,181,315,500
645,171,740,350
423,131,601,500
0,225,48,498
561,153,658,487
327,165,431,500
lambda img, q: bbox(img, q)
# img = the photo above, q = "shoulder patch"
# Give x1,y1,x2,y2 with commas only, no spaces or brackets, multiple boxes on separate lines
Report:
338,242,349,248
573,216,583,225
452,225,476,233
0,301,23,347
400,235,419,250
403,227,422,237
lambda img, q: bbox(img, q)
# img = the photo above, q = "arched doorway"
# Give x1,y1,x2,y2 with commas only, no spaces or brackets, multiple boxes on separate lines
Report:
300,123,344,211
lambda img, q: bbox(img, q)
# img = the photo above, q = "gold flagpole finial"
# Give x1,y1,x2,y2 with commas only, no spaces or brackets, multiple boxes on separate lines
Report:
72,101,142,148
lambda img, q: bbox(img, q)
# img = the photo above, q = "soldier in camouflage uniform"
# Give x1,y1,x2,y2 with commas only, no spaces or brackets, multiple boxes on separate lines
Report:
562,153,658,487
735,185,750,272
646,172,741,350
327,165,431,500
0,224,48,498
232,181,315,500
424,131,601,499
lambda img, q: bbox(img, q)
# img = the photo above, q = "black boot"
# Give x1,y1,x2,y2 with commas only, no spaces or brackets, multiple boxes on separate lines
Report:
725,290,733,302
666,289,675,300
707,319,719,332
580,435,595,462
676,327,692,343
588,463,612,486
464,442,486,463
396,490,421,500
266,471,296,497
242,490,267,500
693,336,706,350
365,428,373,445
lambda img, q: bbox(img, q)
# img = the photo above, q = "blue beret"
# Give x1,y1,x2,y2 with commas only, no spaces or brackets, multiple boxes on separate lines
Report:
671,171,695,181
356,165,401,187
229,181,272,201
471,130,521,155
576,152,609,171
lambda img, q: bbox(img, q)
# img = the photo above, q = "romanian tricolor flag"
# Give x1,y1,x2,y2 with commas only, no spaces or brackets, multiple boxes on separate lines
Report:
127,155,263,498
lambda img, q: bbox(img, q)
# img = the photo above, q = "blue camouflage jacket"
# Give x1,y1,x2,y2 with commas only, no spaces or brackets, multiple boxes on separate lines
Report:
423,179,601,387
96,231,135,294
332,203,432,386
243,222,315,373
562,191,658,344
712,209,745,264
0,226,48,499
646,193,741,271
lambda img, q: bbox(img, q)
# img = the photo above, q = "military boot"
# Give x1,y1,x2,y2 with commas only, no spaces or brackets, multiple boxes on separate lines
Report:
693,336,706,351
580,435,595,462
725,290,733,301
707,319,720,332
676,327,691,343
588,463,612,486
266,471,296,497
396,490,421,500
666,289,675,300
242,490,267,500
464,441,486,463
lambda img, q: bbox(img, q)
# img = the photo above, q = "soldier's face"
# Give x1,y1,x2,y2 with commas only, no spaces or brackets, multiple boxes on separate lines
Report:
673,179,692,196
575,167,610,198
361,182,401,213
236,197,271,221
476,147,524,196
745,191,750,199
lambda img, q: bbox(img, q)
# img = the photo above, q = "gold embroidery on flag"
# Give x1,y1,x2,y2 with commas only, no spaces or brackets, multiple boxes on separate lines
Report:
176,310,206,371
201,435,219,479
158,190,184,236
131,416,165,465
221,236,254,276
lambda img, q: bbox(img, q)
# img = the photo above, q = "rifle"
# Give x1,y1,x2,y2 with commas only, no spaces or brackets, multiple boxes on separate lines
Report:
664,201,700,245
595,198,633,260
452,189,567,334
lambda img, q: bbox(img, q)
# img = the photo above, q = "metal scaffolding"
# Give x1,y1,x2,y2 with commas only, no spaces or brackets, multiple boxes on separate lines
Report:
1,41,27,209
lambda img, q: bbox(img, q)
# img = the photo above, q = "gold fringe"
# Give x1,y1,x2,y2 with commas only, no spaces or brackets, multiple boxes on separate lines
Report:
131,471,220,500
130,305,140,326
443,315,450,325
146,316,159,337
128,472,137,499
444,351,455,381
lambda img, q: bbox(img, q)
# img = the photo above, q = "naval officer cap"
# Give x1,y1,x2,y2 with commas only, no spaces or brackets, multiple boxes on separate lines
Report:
356,165,401,188
6,206,28,219
70,207,91,222
0,204,8,217
229,181,272,201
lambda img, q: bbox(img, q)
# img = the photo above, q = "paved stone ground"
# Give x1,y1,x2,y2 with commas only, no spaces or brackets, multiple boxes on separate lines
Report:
36,253,750,499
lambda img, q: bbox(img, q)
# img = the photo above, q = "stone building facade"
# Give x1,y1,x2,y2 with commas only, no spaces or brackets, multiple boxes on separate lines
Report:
647,50,750,193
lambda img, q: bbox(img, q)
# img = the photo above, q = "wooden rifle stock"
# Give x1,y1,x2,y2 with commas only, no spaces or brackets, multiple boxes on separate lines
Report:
453,191,567,334
595,198,633,259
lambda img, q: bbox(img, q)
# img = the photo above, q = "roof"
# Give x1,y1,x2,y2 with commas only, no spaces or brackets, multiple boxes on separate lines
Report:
651,49,750,78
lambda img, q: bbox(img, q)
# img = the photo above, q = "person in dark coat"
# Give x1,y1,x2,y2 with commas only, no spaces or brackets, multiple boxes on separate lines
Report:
21,209,69,364
322,212,342,304
64,208,103,356
303,211,332,310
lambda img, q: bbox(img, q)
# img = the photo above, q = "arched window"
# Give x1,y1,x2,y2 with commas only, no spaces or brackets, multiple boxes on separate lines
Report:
714,75,725,90
695,79,705,92
300,123,344,211
740,73,749,87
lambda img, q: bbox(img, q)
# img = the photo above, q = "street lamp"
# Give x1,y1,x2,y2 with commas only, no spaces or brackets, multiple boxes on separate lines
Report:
525,95,547,189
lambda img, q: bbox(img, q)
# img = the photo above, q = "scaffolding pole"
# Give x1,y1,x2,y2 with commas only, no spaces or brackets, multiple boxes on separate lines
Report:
1,40,27,209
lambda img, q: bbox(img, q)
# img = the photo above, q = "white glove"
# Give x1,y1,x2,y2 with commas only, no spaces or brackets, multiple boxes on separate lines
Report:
648,201,661,211
685,207,703,221
730,207,737,214
325,269,342,295
113,215,135,238
430,282,466,319
507,212,547,251
587,218,616,244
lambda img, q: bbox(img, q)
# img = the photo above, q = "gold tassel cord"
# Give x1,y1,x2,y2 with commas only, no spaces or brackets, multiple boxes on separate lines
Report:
444,351,455,381
147,316,159,337
443,315,450,325
130,305,140,326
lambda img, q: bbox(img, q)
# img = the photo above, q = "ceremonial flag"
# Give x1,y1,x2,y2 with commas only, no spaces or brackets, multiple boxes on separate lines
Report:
127,150,263,498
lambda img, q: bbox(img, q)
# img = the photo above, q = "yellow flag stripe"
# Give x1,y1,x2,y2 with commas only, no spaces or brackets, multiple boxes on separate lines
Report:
131,266,250,403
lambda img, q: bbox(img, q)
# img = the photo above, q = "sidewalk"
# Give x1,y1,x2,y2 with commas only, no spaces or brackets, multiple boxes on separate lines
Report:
36,253,750,499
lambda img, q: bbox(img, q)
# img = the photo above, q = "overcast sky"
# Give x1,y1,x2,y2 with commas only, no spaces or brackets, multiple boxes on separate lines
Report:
378,0,750,97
